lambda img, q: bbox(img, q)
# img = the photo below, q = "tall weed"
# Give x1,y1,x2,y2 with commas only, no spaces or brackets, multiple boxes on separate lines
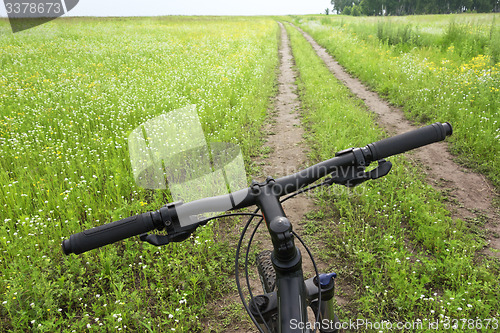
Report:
442,21,489,60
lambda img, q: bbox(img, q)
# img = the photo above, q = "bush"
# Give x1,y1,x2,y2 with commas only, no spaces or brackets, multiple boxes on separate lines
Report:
351,5,361,16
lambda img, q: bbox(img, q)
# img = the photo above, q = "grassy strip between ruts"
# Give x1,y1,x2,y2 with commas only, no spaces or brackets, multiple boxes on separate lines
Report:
285,22,499,328
295,15,500,191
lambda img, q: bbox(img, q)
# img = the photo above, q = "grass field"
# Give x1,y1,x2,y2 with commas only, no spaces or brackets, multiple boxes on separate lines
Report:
285,20,499,328
0,17,278,331
295,14,500,190
0,13,499,332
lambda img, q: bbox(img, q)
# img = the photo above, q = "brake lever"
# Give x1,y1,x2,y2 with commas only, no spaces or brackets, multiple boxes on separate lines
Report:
140,233,171,246
326,159,392,187
366,159,392,180
140,228,196,246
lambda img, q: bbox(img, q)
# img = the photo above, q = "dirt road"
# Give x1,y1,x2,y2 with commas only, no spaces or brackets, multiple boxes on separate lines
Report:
294,24,499,259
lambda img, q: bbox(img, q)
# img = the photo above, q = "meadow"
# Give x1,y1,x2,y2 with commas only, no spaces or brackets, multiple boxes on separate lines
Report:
0,13,499,332
284,20,499,328
0,17,278,331
295,13,500,190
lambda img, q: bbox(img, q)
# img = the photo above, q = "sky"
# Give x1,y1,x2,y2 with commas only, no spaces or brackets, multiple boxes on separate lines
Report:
0,0,333,17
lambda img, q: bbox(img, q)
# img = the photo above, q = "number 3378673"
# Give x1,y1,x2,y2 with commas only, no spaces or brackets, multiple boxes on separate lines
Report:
5,2,62,15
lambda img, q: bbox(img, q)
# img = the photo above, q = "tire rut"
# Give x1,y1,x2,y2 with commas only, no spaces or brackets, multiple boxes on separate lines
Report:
293,24,500,259
245,21,331,330
204,22,332,332
257,21,329,278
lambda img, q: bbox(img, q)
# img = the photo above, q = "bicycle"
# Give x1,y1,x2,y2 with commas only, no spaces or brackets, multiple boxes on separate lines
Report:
62,118,452,333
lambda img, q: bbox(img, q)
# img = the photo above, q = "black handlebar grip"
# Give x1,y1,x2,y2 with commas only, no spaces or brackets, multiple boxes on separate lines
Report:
367,122,452,161
62,212,156,255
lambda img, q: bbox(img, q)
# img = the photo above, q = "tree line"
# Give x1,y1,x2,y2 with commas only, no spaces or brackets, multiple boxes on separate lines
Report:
330,0,500,15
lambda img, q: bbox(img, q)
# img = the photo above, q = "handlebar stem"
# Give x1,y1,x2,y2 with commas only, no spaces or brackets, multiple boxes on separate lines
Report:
252,178,300,267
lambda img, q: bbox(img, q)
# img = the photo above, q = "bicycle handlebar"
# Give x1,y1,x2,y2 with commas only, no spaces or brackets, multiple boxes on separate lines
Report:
62,212,163,255
366,122,452,161
62,122,452,255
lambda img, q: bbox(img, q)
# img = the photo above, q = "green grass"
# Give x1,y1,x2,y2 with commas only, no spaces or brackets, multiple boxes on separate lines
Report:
285,21,499,326
294,14,500,190
0,17,279,331
300,14,500,60
1,14,499,332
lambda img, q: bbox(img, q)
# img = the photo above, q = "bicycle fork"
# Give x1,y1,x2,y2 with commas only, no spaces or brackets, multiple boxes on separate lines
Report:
250,272,338,333
250,178,339,333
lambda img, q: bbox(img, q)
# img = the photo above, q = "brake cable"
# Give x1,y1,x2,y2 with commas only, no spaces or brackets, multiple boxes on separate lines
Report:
235,206,267,332
198,212,264,225
292,230,322,333
243,215,273,332
236,180,331,333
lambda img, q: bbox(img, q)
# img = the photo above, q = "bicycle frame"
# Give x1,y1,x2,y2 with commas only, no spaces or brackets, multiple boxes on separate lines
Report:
249,178,338,333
